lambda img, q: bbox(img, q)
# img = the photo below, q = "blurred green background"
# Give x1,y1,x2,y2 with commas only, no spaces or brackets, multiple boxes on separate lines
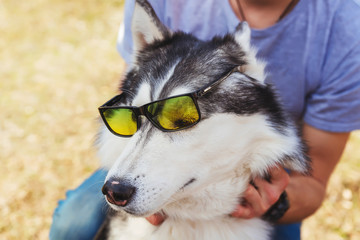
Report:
0,0,359,239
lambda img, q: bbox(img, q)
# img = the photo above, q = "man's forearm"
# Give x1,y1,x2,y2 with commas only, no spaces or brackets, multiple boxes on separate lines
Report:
277,173,326,224
278,124,351,224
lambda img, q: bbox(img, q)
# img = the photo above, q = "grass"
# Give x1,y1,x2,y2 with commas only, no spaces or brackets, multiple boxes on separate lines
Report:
302,132,360,240
0,0,359,239
0,0,125,238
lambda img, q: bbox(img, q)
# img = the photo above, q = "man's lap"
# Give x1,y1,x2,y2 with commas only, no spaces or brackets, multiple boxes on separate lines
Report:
50,169,108,240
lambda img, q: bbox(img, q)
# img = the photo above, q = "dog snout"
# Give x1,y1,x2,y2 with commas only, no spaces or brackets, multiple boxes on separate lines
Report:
102,178,136,207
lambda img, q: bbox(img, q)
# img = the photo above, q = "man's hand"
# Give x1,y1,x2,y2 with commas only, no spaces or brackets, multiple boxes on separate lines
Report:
231,166,290,219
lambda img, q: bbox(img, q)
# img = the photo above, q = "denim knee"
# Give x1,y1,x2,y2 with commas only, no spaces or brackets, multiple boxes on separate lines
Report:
50,169,108,240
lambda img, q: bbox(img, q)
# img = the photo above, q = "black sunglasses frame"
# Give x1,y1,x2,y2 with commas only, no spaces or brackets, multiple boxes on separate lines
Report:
99,66,242,137
99,92,201,137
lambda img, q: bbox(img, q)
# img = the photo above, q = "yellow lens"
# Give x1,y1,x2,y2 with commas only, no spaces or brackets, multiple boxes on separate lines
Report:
103,108,137,136
147,96,199,130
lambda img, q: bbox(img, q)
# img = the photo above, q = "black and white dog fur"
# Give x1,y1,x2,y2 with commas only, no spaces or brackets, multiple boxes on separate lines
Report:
96,0,310,239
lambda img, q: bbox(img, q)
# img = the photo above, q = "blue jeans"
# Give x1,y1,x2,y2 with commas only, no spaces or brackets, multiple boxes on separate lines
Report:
50,169,301,240
50,169,108,240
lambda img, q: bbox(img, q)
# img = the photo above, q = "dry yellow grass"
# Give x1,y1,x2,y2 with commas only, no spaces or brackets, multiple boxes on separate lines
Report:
302,131,360,240
0,0,359,239
1,0,124,238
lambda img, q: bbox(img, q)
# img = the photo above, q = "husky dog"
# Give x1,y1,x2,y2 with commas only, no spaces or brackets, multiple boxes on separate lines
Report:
96,0,310,239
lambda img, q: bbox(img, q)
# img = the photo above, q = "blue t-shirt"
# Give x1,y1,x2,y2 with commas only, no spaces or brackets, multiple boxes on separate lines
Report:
118,0,360,133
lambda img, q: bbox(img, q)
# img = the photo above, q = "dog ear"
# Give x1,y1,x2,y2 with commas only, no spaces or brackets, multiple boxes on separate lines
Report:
234,21,251,53
233,22,267,83
132,0,171,52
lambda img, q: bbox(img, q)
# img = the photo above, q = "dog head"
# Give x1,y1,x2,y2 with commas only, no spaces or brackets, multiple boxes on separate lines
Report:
97,0,309,220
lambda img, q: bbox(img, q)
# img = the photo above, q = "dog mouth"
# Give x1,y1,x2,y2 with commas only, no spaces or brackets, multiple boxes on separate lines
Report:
180,178,196,190
129,178,197,216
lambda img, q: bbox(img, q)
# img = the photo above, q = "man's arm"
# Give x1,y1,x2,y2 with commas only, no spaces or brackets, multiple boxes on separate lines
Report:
233,123,350,222
278,123,350,223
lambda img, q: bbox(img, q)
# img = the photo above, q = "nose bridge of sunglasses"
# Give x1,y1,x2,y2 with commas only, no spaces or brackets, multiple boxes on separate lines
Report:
137,106,152,124
138,106,146,116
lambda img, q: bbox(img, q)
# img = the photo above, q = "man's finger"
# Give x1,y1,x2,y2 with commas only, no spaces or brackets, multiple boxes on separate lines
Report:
253,167,289,207
231,185,259,219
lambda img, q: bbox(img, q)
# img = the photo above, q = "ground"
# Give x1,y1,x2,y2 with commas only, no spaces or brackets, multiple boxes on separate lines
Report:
0,0,359,239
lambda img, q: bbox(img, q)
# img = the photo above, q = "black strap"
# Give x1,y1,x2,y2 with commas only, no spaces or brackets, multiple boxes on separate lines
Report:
262,191,290,222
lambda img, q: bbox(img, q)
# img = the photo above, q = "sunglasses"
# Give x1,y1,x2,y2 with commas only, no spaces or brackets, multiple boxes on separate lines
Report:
99,66,243,137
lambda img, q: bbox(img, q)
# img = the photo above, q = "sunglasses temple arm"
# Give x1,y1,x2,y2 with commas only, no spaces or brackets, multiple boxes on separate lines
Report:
196,66,242,97
101,94,124,107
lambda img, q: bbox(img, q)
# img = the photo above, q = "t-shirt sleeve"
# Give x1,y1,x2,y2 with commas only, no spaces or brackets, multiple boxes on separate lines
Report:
304,43,360,132
116,0,135,64
116,0,166,65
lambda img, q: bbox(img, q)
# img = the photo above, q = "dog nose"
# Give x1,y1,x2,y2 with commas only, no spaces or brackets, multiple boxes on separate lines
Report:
102,178,136,207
